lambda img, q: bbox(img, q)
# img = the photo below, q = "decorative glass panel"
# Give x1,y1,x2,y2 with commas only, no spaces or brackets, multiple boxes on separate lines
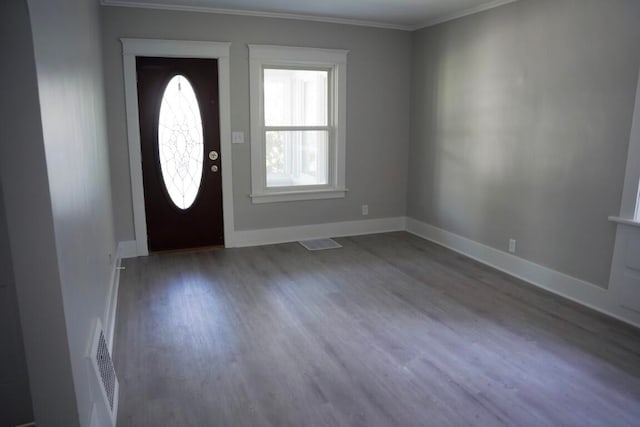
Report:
264,69,328,126
158,75,204,210
265,130,328,187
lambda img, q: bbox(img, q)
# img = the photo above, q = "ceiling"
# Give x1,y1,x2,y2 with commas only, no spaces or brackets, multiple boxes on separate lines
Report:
100,0,518,30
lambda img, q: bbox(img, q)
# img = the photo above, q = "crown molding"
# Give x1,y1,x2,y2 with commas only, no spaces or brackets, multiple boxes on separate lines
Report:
413,0,519,30
101,0,520,32
100,0,414,31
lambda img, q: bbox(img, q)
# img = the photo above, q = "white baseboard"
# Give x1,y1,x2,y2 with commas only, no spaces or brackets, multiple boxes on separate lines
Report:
121,217,406,254
406,217,640,329
115,216,638,328
103,242,130,352
228,216,407,248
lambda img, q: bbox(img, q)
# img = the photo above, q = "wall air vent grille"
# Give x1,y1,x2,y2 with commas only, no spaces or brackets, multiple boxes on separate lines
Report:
96,330,116,409
88,318,119,425
299,238,342,251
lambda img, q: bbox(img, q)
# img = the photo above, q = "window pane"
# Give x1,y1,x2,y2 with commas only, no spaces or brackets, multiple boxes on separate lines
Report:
158,75,204,210
265,130,328,187
264,69,328,126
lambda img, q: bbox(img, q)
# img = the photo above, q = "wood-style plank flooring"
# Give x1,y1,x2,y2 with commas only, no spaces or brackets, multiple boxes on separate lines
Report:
114,232,640,426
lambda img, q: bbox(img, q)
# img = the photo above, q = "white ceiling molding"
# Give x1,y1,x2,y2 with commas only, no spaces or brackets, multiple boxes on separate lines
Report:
100,0,520,31
414,0,519,30
99,0,414,31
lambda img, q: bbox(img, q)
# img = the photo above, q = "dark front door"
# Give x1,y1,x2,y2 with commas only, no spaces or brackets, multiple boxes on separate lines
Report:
137,57,223,252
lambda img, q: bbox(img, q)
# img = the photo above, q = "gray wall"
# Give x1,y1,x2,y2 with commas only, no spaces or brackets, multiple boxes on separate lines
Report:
100,7,412,240
0,0,78,424
408,0,640,287
1,0,117,425
0,183,33,427
27,0,118,424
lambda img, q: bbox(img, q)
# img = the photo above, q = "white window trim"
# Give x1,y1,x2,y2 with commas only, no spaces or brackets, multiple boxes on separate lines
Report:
636,182,640,221
249,44,349,204
609,66,640,227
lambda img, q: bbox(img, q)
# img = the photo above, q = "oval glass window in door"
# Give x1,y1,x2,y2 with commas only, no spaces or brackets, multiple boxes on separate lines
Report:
157,75,204,210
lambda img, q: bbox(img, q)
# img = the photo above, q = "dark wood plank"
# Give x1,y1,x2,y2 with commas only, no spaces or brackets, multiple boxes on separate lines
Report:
114,232,640,427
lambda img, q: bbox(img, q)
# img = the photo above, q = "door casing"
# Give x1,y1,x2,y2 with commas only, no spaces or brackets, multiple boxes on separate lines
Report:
121,39,235,256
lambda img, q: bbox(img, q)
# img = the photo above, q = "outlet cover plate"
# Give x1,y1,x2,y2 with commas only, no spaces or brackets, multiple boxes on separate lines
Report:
232,131,244,144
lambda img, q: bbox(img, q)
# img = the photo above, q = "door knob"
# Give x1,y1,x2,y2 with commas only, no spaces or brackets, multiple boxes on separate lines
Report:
209,150,218,161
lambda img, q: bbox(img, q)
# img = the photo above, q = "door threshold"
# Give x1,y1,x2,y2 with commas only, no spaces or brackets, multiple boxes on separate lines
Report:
150,244,225,255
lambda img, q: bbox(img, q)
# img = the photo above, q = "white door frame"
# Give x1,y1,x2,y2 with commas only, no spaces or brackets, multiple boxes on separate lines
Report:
121,38,235,256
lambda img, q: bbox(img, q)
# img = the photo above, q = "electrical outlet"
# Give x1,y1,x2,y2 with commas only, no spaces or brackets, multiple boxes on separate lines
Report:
508,239,516,254
362,204,369,216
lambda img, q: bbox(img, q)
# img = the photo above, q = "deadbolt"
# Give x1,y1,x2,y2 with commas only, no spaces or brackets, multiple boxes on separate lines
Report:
209,150,219,161
211,165,219,172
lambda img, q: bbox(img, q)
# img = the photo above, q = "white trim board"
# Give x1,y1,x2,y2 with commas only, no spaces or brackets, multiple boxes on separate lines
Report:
101,0,520,32
102,0,411,31
117,240,138,259
415,0,519,29
114,214,640,328
406,218,640,329
226,216,406,248
103,241,136,355
248,44,348,204
614,65,640,220
121,38,235,256
103,243,126,352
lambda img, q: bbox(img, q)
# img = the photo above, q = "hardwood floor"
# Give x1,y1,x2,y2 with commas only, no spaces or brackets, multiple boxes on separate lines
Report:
114,232,640,426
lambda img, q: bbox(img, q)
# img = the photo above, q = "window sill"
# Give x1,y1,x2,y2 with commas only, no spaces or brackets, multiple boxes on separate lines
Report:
608,216,640,228
250,188,348,204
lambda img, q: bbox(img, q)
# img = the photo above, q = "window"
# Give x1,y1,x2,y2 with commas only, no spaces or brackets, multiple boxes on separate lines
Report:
249,45,348,203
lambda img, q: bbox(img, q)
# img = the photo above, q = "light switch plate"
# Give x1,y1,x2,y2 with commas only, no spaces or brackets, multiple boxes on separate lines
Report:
232,131,244,144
